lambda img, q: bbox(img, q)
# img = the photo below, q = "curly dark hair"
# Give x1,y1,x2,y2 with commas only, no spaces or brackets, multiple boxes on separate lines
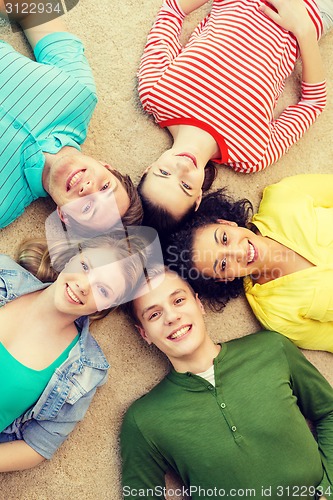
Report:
137,161,217,241
164,189,254,311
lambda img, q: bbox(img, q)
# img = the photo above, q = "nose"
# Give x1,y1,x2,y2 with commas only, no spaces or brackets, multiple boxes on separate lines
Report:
79,180,94,196
227,245,246,263
163,306,181,325
75,276,90,296
175,159,190,174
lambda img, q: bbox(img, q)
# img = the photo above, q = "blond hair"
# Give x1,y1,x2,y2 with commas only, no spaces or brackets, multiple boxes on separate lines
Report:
17,234,149,321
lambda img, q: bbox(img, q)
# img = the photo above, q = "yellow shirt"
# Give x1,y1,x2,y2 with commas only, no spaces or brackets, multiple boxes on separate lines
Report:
244,174,333,352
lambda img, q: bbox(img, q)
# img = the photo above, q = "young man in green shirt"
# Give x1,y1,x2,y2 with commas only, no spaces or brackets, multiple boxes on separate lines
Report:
121,269,333,499
0,2,142,231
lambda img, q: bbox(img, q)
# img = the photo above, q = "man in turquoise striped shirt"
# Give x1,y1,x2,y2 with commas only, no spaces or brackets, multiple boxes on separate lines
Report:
0,2,142,232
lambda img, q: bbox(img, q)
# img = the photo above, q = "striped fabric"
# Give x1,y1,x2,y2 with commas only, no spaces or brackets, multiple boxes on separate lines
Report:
0,33,97,228
138,0,326,173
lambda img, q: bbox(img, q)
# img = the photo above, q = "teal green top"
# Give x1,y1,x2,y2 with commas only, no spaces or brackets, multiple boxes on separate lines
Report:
121,332,333,499
0,334,79,432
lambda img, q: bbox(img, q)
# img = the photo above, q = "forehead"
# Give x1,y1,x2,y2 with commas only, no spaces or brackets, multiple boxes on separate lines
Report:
65,246,118,270
143,171,193,216
134,273,190,312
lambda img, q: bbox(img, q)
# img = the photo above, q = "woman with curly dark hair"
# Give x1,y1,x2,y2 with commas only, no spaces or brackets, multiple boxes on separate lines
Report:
165,187,253,309
165,174,333,353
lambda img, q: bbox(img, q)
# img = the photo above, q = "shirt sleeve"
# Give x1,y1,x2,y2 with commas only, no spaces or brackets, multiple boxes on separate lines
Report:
282,337,333,496
138,0,185,112
277,174,333,207
21,371,107,459
120,406,168,499
231,81,327,173
34,32,97,96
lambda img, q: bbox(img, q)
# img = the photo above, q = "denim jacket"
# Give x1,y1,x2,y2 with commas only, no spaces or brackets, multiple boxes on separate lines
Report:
0,255,109,459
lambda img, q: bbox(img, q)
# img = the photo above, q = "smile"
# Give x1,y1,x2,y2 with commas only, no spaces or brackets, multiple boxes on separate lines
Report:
168,325,191,340
66,170,85,191
247,241,256,264
176,153,197,168
65,284,83,304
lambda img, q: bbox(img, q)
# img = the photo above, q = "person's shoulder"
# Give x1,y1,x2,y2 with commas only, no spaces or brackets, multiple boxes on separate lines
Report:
226,330,288,351
125,376,171,418
0,254,21,271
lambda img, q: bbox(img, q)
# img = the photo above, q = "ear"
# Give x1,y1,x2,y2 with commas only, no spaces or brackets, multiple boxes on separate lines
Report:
99,161,112,169
57,206,69,225
195,293,206,315
194,190,203,211
216,219,238,227
135,324,152,345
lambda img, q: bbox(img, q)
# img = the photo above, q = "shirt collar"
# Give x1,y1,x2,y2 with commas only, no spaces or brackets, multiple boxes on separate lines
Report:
166,343,226,390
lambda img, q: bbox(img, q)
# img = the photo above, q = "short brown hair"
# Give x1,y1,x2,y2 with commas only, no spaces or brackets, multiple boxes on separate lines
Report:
110,169,143,226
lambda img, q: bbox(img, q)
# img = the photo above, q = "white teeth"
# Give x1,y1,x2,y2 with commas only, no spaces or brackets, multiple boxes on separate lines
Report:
68,171,84,190
66,285,81,304
248,242,255,264
169,326,190,340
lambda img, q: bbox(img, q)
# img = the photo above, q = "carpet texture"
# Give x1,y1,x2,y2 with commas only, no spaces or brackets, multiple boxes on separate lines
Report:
0,0,332,498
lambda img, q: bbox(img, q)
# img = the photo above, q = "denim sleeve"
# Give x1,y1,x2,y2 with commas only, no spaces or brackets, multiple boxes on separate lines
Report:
21,370,108,459
0,255,20,300
34,33,97,97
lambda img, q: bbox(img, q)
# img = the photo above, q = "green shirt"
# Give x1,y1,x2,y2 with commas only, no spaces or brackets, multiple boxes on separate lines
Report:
121,332,333,499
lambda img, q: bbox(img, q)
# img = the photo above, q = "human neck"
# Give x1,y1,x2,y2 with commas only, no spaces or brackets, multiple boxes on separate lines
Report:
26,284,80,331
170,336,221,374
169,124,220,169
253,237,314,284
42,146,80,193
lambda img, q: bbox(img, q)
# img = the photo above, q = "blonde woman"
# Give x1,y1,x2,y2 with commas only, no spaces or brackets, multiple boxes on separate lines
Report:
0,234,148,471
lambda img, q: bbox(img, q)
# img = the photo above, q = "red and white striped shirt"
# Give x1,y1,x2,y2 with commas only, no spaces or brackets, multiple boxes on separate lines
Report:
138,0,326,173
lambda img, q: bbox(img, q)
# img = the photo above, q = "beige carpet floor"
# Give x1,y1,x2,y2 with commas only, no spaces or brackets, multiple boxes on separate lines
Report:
0,0,332,498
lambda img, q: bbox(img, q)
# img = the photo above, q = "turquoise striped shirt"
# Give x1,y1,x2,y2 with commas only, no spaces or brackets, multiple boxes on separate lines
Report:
0,32,97,228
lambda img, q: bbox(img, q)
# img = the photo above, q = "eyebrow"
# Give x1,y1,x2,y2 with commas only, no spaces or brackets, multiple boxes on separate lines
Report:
141,288,188,318
152,171,192,197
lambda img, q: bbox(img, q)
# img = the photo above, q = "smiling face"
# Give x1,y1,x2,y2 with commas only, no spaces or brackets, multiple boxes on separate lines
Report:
192,221,267,282
133,272,208,371
54,246,127,316
47,153,130,231
141,149,205,220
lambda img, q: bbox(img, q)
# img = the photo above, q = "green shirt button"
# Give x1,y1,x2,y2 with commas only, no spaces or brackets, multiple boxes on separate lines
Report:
220,403,226,408
231,426,237,432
